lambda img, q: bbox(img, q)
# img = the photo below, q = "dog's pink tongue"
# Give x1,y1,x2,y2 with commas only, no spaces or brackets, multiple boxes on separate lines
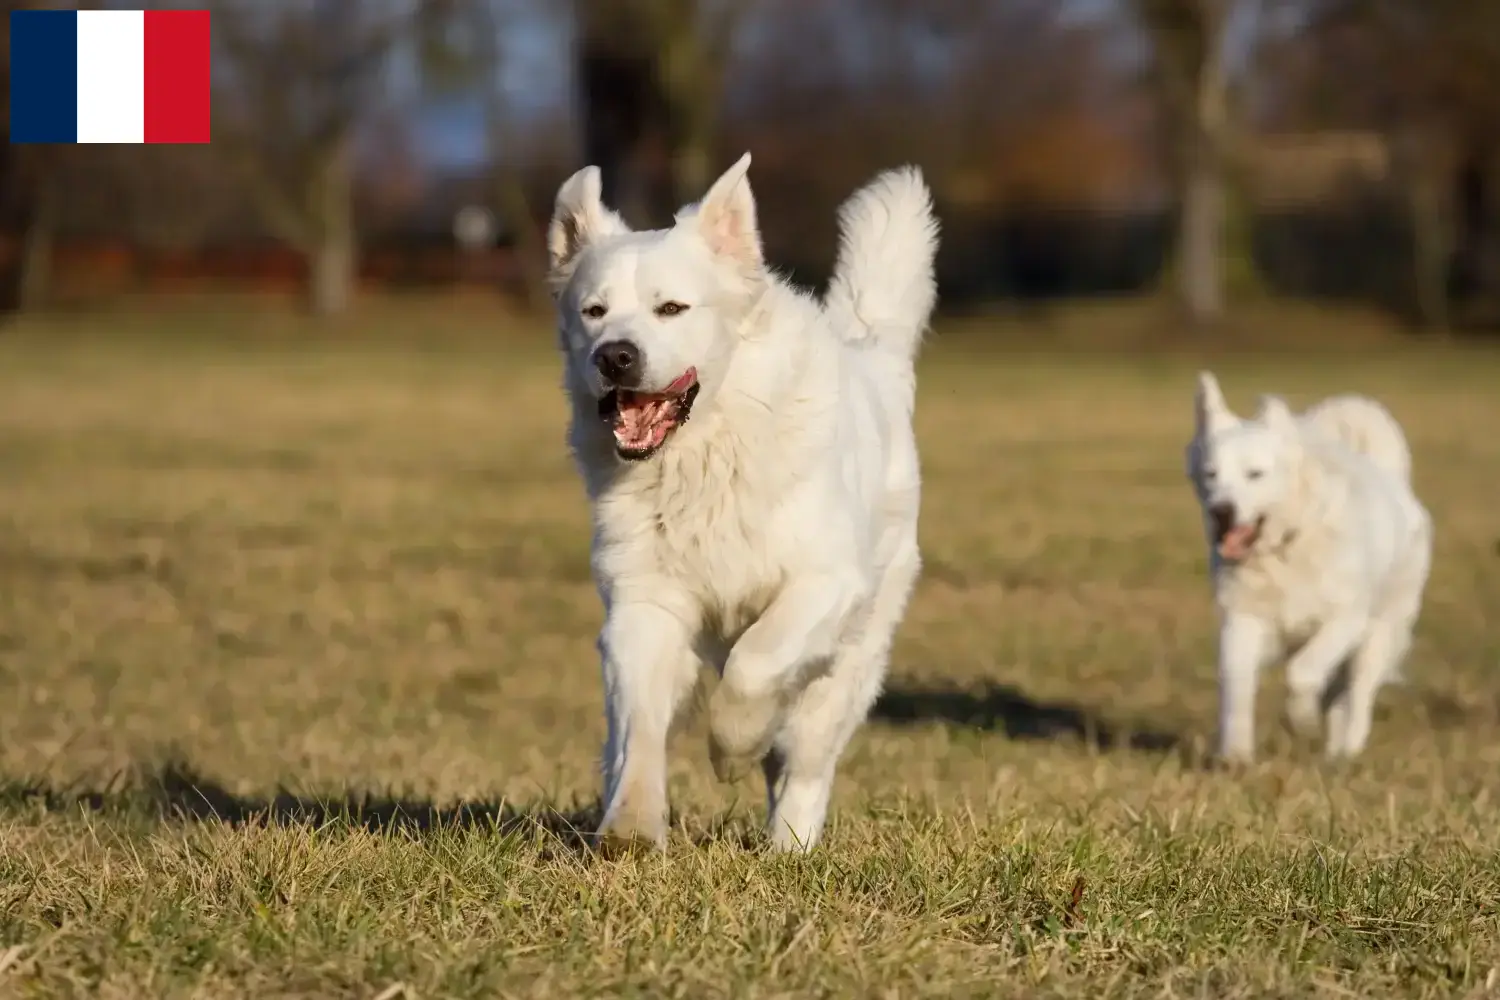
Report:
1217,525,1256,561
664,368,697,394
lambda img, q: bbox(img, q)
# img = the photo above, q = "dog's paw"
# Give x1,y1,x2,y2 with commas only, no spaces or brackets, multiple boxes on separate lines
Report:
1320,745,1359,768
593,826,663,860
1214,746,1256,770
1322,725,1367,764
594,792,667,854
1213,726,1257,768
707,683,782,784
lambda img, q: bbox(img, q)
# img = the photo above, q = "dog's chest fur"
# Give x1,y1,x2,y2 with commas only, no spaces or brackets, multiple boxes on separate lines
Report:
593,410,795,640
653,427,785,636
1215,553,1336,645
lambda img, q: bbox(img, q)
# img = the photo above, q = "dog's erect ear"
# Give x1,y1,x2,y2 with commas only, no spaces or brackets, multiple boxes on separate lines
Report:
691,152,763,272
1194,371,1237,435
1256,394,1297,436
547,165,628,288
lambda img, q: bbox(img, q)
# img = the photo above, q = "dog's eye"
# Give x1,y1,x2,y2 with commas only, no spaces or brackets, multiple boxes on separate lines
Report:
582,303,608,320
654,301,689,318
1246,469,1264,481
1204,469,1217,481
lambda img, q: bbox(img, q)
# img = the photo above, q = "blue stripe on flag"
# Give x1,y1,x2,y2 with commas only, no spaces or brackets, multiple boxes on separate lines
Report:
10,10,80,144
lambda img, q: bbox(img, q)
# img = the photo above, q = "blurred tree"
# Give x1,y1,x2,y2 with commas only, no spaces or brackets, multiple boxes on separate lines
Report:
574,0,748,227
1383,0,1500,328
1131,0,1243,327
212,0,427,316
1258,0,1500,329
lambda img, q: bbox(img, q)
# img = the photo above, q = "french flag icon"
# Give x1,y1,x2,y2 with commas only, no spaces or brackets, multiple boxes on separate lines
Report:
10,8,211,144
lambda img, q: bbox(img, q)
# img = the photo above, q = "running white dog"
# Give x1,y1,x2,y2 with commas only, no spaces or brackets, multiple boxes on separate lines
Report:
546,153,938,851
1185,372,1432,763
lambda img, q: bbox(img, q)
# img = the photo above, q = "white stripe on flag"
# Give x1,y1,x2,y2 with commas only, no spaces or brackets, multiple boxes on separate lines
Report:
76,10,146,144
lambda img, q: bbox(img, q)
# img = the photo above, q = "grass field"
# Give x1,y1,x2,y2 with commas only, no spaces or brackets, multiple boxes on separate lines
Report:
1,302,1498,998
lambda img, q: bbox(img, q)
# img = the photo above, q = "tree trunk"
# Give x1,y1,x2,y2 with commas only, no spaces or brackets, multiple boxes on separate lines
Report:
308,232,354,317
1408,171,1452,331
305,142,356,317
1143,0,1235,329
18,170,56,312
1177,140,1226,326
1451,147,1495,321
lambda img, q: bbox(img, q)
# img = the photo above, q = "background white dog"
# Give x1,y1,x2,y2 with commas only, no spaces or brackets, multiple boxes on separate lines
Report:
1185,372,1432,763
546,153,938,851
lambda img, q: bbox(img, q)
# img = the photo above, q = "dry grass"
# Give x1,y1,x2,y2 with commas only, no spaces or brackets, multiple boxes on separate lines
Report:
0,303,1498,998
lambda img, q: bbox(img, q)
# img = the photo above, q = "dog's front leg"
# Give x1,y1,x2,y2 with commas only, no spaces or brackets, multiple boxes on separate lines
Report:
596,600,698,851
1217,612,1276,763
1282,614,1369,740
708,573,861,783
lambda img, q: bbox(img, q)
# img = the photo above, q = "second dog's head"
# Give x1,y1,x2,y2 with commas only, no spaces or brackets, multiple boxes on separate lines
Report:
1186,371,1303,562
545,153,767,462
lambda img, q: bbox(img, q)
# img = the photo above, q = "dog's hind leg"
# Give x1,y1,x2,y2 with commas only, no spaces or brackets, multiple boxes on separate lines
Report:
596,600,700,851
761,537,918,851
1282,615,1368,741
1326,619,1411,759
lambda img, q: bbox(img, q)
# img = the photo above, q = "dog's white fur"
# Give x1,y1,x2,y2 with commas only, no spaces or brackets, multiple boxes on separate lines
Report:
1186,372,1432,762
547,153,938,851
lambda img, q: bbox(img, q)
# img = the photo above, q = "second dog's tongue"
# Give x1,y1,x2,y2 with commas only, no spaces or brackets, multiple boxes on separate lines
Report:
1218,524,1256,560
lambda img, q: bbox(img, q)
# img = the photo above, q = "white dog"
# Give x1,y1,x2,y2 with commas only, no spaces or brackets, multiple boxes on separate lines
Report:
1185,372,1432,763
545,153,938,851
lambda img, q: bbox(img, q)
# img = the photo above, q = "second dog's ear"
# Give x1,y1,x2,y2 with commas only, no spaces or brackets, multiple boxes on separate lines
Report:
1194,371,1237,435
1257,395,1297,435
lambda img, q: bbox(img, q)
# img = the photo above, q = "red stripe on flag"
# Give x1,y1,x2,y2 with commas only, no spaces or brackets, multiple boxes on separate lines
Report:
143,10,211,144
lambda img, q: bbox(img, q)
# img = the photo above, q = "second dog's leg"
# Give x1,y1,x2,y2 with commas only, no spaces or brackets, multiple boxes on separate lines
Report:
1327,620,1410,759
1283,615,1368,740
596,601,699,849
1217,613,1275,763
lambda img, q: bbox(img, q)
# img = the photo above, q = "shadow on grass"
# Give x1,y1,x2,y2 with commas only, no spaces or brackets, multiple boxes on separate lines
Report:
1,761,605,850
871,682,1182,753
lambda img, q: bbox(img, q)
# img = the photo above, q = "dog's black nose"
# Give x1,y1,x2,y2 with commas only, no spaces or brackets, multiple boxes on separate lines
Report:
593,340,643,388
1208,502,1235,531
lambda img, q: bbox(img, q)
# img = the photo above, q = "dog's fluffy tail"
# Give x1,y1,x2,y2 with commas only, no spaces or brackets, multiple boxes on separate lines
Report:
824,166,939,364
1301,394,1413,483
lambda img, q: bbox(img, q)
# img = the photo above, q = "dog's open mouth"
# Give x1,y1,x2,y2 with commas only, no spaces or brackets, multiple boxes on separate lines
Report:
599,368,700,460
1212,508,1265,561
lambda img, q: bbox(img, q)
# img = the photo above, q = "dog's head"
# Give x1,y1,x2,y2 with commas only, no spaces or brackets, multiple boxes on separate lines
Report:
1186,371,1302,562
545,153,766,462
